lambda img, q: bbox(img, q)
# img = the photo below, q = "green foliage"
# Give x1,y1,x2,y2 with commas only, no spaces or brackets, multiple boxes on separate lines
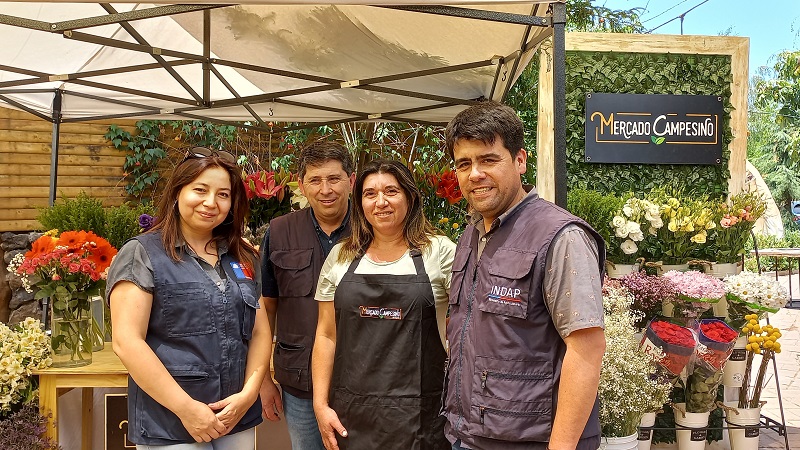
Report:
37,192,105,235
566,0,644,32
105,120,239,200
37,193,155,249
566,188,623,250
506,59,539,186
104,203,157,249
105,122,167,200
566,51,733,197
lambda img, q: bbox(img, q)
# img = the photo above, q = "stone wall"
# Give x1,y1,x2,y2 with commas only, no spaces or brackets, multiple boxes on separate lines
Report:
1,231,43,325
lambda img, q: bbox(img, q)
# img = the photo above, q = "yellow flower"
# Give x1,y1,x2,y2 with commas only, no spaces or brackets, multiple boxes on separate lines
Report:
44,229,59,237
690,231,706,244
438,217,449,224
453,223,460,229
668,220,678,232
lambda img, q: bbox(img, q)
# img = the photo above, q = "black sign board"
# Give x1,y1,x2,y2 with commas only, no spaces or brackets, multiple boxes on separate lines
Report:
585,93,724,165
105,394,135,449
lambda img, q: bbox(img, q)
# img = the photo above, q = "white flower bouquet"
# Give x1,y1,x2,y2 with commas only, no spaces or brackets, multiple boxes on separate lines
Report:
724,271,788,329
608,197,663,264
0,318,51,416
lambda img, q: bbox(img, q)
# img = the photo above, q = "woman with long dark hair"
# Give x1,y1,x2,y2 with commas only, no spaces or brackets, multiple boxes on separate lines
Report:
312,159,455,450
107,148,271,449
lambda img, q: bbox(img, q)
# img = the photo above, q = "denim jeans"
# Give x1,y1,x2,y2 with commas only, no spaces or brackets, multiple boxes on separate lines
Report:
283,390,325,450
136,427,255,450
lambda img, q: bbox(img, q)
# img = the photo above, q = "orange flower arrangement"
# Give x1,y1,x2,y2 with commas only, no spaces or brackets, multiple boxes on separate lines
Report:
8,230,117,364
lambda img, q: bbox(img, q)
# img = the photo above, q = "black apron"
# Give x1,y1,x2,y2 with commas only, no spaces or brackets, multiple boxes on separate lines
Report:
330,249,449,450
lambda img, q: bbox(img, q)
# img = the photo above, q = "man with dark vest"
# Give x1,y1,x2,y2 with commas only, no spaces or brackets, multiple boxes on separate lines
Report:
259,141,355,450
442,101,607,450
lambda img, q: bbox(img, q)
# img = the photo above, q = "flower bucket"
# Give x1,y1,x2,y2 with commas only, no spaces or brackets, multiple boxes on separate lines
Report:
606,262,639,279
641,318,696,377
674,403,710,450
637,412,656,450
50,297,92,368
600,433,638,450
712,296,729,319
662,298,674,317
709,261,743,279
723,335,748,387
726,404,761,450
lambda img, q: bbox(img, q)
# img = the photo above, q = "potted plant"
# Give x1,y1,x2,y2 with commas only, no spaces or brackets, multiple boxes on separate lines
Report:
243,167,294,243
598,281,672,449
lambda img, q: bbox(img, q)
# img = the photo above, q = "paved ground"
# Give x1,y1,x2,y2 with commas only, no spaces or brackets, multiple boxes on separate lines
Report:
654,271,800,449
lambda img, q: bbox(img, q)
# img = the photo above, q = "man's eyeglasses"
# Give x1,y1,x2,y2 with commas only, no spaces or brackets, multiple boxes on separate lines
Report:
181,147,236,165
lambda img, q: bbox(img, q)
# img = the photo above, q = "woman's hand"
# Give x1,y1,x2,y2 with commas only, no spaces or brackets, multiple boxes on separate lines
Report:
177,399,227,442
208,391,256,434
315,405,347,450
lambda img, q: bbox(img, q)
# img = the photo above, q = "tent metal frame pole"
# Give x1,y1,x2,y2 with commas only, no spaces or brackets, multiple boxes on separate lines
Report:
0,5,224,33
100,4,203,103
0,60,196,89
203,10,211,107
552,1,567,208
0,93,52,121
377,5,550,27
49,89,63,206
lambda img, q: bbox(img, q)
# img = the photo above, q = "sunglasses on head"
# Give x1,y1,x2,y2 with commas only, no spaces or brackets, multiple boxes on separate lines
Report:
181,147,236,165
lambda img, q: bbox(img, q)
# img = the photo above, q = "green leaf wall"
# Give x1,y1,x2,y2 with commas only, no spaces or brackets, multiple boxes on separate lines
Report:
565,51,733,197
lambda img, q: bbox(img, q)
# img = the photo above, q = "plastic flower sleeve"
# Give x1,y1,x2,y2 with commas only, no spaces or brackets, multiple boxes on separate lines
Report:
640,317,697,378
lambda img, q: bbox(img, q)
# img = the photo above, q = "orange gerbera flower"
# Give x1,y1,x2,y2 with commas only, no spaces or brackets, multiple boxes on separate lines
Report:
25,235,58,259
84,232,117,272
58,230,89,251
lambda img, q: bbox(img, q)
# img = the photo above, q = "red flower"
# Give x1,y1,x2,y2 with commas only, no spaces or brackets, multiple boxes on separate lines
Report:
244,171,284,201
430,170,463,205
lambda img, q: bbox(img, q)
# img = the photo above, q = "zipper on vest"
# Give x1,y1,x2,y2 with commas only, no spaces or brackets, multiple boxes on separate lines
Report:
481,370,549,390
296,368,302,382
479,406,485,424
455,264,480,430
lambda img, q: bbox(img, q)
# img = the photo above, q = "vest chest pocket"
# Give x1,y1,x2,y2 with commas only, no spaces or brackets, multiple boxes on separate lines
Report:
271,249,314,297
164,286,216,337
478,248,537,319
448,245,471,307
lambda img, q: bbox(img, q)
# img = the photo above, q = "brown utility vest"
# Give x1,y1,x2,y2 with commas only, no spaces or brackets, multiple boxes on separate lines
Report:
444,196,605,449
269,208,350,393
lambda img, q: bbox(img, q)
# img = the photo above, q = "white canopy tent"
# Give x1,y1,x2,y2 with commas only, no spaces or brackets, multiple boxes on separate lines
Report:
0,1,568,203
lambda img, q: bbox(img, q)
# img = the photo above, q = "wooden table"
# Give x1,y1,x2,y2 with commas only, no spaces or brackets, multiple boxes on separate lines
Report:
751,247,800,308
32,346,128,450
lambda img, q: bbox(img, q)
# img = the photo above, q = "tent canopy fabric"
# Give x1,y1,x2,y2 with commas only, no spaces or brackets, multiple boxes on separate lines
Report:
0,2,559,131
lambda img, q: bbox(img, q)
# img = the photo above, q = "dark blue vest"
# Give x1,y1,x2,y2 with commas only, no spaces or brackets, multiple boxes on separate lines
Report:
127,232,262,445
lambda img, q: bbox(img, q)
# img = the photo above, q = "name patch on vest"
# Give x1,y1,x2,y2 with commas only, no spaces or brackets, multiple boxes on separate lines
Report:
487,286,523,306
359,306,402,320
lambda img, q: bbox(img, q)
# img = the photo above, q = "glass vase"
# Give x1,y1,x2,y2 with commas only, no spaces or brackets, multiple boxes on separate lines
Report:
50,296,93,368
90,295,105,352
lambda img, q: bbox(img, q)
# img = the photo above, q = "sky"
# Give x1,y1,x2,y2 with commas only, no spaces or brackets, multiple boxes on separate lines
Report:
602,0,800,78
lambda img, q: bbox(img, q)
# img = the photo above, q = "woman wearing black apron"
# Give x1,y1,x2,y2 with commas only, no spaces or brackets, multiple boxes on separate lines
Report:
312,160,455,450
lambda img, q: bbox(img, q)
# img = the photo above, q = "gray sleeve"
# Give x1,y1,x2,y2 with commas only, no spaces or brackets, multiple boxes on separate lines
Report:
105,239,155,299
543,224,604,338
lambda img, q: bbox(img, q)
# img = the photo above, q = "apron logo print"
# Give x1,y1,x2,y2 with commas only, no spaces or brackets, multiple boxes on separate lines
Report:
487,285,523,306
359,306,402,320
230,262,253,280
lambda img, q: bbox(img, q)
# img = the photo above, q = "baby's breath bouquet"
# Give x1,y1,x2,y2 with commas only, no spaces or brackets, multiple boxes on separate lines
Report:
0,318,51,417
599,281,672,437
